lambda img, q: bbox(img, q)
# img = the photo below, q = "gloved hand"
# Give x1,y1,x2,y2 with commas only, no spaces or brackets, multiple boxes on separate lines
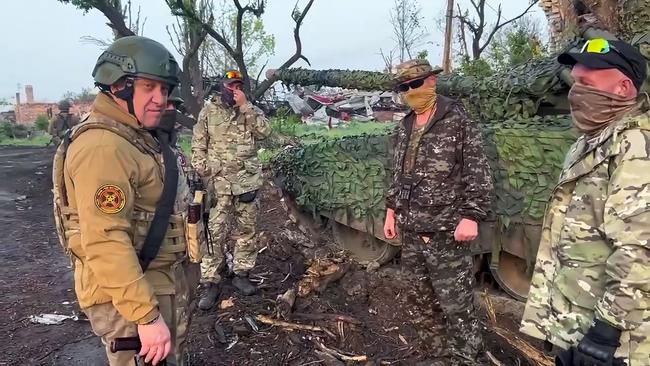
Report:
555,319,625,366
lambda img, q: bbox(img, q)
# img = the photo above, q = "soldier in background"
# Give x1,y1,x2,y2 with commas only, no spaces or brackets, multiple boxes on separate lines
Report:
47,99,80,145
383,59,493,365
191,70,270,310
520,39,650,366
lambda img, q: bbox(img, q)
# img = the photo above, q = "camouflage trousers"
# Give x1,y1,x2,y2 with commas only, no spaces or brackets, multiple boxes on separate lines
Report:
83,261,200,366
201,193,258,284
401,230,483,362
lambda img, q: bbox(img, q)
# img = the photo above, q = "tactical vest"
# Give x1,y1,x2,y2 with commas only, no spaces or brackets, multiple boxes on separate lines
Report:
51,115,203,266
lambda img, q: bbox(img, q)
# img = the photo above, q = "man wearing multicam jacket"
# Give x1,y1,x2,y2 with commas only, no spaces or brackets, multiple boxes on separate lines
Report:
191,70,270,310
384,59,493,365
520,39,650,366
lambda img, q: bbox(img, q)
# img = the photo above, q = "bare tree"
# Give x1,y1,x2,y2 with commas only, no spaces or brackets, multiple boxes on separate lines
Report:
58,0,136,38
455,0,540,60
167,0,314,101
79,0,146,47
389,0,427,62
378,48,397,73
166,0,213,117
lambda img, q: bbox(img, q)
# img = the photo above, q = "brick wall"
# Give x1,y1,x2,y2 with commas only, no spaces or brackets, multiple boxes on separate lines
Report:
15,101,93,125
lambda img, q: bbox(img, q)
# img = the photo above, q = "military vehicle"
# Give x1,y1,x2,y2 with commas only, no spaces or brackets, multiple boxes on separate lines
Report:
267,1,650,301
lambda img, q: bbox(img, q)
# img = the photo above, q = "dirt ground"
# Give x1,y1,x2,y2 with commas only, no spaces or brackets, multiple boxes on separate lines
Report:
0,145,550,366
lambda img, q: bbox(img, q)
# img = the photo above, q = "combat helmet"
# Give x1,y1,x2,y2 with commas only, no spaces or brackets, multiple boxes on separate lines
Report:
92,36,180,114
168,86,184,105
57,99,71,112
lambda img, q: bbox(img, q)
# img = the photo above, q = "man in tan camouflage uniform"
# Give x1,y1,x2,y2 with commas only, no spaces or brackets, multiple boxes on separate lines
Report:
520,39,650,366
47,99,80,145
192,70,270,309
383,59,493,365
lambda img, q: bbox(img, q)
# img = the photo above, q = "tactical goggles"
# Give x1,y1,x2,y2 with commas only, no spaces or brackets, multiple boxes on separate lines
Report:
396,77,426,92
225,70,243,80
580,38,622,57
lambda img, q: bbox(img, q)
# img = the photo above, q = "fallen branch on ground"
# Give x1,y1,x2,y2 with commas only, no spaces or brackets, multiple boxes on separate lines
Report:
481,292,553,366
256,314,324,332
292,312,361,325
313,339,368,362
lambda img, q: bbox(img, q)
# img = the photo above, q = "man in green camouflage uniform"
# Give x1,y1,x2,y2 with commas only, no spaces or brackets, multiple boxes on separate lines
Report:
191,70,270,309
384,60,493,365
48,99,80,145
520,39,650,366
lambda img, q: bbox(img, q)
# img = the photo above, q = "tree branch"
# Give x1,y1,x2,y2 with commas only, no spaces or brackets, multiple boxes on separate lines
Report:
93,0,136,37
478,0,538,54
252,0,314,100
168,0,237,57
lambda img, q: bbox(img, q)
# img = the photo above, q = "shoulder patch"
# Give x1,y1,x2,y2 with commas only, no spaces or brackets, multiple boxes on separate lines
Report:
94,184,126,214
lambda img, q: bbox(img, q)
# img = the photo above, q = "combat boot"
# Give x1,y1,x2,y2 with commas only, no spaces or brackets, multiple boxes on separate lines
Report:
198,283,221,310
232,273,256,296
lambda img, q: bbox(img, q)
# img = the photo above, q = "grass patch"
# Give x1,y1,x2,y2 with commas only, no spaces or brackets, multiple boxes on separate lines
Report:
0,135,51,147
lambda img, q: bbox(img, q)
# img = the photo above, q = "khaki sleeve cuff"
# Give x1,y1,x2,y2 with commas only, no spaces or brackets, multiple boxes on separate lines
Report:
135,308,160,325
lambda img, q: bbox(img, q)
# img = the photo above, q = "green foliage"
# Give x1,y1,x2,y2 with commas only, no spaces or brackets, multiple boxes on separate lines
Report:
416,50,428,60
200,0,275,75
455,17,547,78
487,19,546,73
0,121,12,139
63,87,97,103
0,135,50,147
456,57,494,78
35,114,49,132
0,122,30,140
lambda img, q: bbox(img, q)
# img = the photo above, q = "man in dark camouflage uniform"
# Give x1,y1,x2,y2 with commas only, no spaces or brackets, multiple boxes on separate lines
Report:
384,59,493,365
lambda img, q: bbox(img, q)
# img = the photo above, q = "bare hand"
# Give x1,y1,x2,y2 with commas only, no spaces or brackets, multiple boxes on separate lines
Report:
384,208,397,239
454,218,478,242
138,315,171,365
233,89,247,107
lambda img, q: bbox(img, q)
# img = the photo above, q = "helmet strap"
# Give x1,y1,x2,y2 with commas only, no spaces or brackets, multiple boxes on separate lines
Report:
113,77,136,116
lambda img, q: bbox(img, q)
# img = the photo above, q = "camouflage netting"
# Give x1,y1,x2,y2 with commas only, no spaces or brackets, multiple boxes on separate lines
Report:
271,116,577,233
275,59,568,122
272,133,395,225
482,116,576,227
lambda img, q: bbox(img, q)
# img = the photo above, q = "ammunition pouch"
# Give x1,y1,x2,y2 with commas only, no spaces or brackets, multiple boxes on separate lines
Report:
238,189,258,203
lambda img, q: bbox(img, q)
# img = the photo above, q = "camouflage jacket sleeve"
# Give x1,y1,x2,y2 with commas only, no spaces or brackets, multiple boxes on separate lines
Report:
597,128,650,330
456,105,493,222
385,122,405,210
191,106,210,177
241,102,270,140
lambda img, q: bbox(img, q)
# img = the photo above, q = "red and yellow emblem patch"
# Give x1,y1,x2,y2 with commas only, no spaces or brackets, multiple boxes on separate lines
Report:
94,184,126,214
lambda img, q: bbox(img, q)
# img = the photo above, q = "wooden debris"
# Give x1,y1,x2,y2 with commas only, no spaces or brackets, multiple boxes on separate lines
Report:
313,340,368,362
292,312,361,325
481,292,553,366
219,297,235,309
276,289,297,318
256,314,324,332
298,259,350,297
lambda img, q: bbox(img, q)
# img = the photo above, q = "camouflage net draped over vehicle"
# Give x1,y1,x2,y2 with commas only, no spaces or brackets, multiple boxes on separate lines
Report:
275,59,567,121
482,116,576,227
272,132,395,227
271,116,577,236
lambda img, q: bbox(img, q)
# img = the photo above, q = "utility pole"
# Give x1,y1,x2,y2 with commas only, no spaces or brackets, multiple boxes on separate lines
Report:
442,0,454,74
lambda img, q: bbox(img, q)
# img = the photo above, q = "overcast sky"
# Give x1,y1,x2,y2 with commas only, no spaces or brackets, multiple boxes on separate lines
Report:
0,0,547,104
